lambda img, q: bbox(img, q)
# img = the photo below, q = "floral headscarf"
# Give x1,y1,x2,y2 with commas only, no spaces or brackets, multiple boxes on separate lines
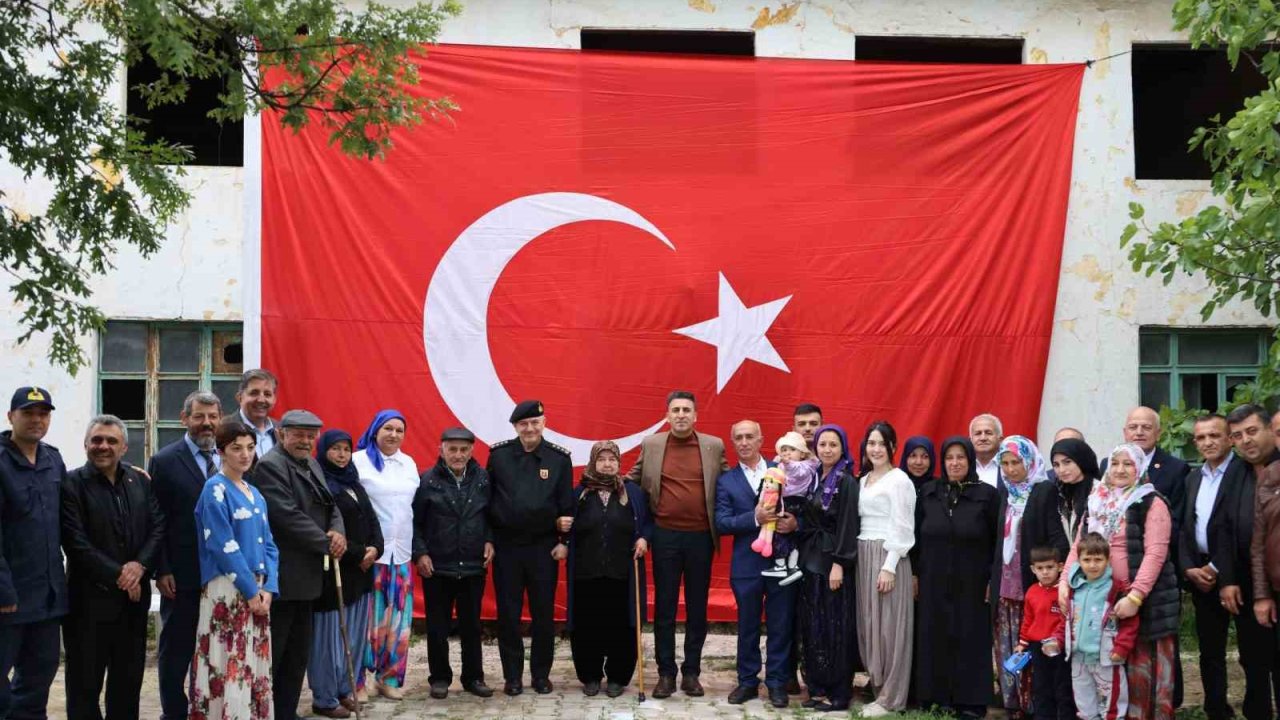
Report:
1086,443,1155,540
998,435,1048,564
582,440,627,505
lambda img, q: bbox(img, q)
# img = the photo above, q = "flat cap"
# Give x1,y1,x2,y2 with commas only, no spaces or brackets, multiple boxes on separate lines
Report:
440,427,475,443
279,409,324,429
509,400,544,423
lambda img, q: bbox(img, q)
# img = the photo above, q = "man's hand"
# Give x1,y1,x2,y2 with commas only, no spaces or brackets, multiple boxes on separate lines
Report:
0,605,15,614
557,516,574,534
1221,585,1244,616
127,584,142,603
483,542,495,568
1255,598,1277,628
1185,566,1216,594
754,504,778,526
327,531,347,558
633,538,649,559
774,513,797,534
551,543,568,561
415,555,434,579
360,546,378,571
117,561,144,591
156,574,177,600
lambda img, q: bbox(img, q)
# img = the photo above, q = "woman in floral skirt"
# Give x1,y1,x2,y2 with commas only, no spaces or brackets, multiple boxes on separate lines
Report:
190,420,281,720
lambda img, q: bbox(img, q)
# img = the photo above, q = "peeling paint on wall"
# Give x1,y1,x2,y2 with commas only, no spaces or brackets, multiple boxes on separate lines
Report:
1029,47,1048,63
1066,255,1114,302
688,0,717,12
752,2,800,29
1175,190,1206,217
1092,21,1112,79
1116,287,1137,319
1167,290,1207,324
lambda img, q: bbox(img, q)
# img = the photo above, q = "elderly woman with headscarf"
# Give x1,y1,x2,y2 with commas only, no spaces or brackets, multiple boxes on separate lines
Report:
1061,444,1179,720
796,424,862,712
566,441,653,698
991,435,1048,720
899,436,937,491
352,410,419,700
913,437,1000,718
1021,439,1098,592
309,430,384,717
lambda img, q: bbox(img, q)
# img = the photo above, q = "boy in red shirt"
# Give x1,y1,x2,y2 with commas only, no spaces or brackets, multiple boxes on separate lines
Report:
1015,546,1075,720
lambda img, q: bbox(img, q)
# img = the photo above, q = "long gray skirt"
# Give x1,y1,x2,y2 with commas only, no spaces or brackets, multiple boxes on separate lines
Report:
856,538,913,711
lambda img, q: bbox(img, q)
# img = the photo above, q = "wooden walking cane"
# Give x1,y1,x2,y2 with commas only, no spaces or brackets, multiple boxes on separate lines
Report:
326,555,362,720
634,554,646,702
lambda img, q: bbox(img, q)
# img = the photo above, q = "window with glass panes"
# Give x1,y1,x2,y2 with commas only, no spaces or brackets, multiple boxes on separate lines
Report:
1139,328,1273,410
98,321,244,466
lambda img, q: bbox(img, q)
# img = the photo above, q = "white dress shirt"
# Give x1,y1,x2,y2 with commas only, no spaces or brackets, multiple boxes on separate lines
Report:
239,410,276,458
740,457,768,495
1195,454,1232,559
976,456,1000,487
353,449,420,565
858,468,917,573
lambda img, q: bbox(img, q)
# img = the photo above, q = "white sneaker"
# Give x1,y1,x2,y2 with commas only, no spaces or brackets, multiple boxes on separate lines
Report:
861,701,892,717
761,566,787,578
779,569,804,586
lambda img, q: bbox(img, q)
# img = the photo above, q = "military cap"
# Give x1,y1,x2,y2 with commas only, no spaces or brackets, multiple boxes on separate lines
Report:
279,409,324,429
509,400,545,424
10,386,54,411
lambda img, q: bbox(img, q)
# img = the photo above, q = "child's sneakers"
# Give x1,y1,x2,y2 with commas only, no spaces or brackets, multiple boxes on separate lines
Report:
779,549,803,586
761,560,788,579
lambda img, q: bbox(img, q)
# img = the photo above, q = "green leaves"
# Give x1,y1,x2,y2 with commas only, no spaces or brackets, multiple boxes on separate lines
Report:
1,0,459,373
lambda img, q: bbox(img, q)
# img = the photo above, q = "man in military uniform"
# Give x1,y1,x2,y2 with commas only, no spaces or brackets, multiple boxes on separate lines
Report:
486,400,574,696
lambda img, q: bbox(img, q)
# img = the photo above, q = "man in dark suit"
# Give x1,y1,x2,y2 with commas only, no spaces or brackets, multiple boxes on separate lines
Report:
1119,406,1191,537
61,415,163,720
1179,414,1240,720
150,390,222,720
251,409,347,720
625,390,729,698
714,420,797,709
1217,404,1280,720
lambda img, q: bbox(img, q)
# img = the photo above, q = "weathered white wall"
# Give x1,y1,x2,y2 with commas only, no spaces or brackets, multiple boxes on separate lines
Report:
1,0,1268,456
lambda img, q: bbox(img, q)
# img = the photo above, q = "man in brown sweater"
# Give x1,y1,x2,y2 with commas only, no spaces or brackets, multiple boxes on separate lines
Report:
625,391,728,699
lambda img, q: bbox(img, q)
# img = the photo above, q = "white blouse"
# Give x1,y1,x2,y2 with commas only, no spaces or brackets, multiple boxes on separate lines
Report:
353,450,420,565
858,467,917,574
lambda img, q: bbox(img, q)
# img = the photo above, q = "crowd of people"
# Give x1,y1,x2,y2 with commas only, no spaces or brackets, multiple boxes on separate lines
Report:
2,371,1280,720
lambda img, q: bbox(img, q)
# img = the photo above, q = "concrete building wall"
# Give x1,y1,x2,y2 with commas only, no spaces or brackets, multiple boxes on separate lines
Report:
1,0,1267,455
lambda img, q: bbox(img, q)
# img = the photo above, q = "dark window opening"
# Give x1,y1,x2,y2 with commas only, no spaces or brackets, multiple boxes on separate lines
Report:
1132,44,1268,180
126,49,244,167
856,36,1024,64
581,29,754,56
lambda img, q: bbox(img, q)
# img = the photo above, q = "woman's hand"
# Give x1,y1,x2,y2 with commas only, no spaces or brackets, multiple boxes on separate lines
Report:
1113,596,1139,620
551,543,568,561
483,542,495,568
633,538,649,559
360,546,378,571
829,563,844,592
556,516,574,534
1058,584,1069,614
876,570,895,594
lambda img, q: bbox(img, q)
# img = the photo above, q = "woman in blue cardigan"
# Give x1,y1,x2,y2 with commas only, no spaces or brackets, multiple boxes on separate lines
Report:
190,421,281,720
566,440,653,698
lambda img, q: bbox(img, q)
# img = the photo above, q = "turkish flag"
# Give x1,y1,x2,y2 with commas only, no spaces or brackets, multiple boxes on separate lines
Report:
260,44,1083,621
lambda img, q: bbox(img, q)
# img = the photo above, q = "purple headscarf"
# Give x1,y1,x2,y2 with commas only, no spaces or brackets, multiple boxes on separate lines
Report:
813,423,852,510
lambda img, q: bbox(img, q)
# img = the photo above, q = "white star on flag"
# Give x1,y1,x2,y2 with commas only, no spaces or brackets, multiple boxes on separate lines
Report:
674,272,792,392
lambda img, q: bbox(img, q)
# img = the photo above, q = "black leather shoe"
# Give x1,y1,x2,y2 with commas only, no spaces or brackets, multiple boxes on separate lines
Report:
429,682,449,699
786,676,803,695
768,687,789,708
802,697,824,709
583,681,600,696
464,681,494,698
680,675,705,697
652,675,676,699
503,680,523,696
533,677,554,694
822,700,850,712
605,682,625,698
727,685,758,704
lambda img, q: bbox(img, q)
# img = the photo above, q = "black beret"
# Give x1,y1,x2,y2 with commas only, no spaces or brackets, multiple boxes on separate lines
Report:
509,400,544,423
440,427,475,443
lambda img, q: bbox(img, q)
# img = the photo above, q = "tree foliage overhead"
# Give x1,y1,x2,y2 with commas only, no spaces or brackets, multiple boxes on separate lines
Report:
1123,0,1280,449
1,0,460,374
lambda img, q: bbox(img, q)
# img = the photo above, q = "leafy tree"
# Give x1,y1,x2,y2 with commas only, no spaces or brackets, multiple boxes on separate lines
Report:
1123,0,1280,450
1,0,460,373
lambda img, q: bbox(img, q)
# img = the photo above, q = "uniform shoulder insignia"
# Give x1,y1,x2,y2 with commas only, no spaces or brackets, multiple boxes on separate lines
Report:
544,441,571,458
488,438,515,450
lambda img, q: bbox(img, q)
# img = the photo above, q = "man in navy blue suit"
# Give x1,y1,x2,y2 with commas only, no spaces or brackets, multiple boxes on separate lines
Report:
1103,407,1191,539
714,420,798,709
149,391,223,720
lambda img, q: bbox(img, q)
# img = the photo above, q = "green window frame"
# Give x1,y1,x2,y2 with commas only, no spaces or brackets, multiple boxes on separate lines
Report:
1138,327,1273,411
98,321,244,467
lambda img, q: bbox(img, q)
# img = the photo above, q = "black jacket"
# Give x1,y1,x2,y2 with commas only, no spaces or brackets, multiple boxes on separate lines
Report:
315,480,383,611
60,463,164,615
485,439,573,546
413,457,493,578
1178,453,1245,578
1020,479,1090,590
148,437,209,593
1215,448,1280,592
0,432,68,624
250,445,345,602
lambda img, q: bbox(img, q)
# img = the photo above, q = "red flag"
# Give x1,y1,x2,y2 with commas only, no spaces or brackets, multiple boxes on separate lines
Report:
260,45,1083,621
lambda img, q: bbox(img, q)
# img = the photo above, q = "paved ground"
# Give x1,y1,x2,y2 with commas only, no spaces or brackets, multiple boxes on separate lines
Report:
44,622,1238,719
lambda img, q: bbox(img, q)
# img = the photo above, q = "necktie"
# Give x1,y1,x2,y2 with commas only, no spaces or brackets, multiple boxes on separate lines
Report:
198,450,217,479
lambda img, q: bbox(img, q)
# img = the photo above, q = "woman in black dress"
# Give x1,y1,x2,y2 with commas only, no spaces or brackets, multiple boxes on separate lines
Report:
1019,438,1097,590
797,424,861,712
912,436,1000,718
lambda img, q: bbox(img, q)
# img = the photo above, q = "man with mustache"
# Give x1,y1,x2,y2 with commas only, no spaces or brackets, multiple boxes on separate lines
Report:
149,390,223,720
237,368,280,458
61,415,163,720
252,409,347,720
